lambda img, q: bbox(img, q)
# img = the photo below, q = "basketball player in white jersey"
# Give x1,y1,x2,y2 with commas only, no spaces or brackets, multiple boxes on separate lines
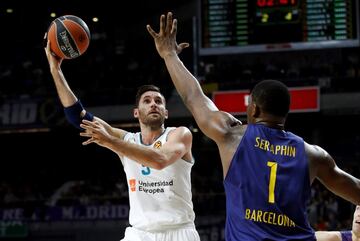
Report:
44,38,200,241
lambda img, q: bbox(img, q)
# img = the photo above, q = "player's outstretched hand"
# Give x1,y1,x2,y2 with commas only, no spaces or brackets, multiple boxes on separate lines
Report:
80,120,114,148
147,12,189,59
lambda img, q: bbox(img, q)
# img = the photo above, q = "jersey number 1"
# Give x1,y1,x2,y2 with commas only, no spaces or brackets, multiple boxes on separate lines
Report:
267,161,278,203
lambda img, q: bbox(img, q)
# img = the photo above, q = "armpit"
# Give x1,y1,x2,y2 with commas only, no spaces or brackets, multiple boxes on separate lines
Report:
230,119,242,127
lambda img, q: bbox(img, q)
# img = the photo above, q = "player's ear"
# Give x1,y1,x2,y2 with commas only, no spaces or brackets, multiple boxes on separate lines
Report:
133,108,139,118
252,103,260,118
164,109,168,119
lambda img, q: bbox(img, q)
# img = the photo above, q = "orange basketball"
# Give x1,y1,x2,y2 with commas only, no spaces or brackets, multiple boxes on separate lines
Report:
47,15,90,59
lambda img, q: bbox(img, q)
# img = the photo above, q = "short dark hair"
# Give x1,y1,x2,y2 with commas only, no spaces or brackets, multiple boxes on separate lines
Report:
251,80,290,117
135,85,164,107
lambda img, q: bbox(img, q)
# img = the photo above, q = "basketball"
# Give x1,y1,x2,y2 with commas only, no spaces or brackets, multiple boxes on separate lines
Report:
47,15,90,59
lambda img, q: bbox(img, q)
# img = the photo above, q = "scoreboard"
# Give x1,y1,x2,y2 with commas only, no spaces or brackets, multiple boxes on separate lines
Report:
199,0,359,55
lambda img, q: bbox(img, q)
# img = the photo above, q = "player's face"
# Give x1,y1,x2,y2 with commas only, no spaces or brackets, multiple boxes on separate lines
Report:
352,205,360,235
134,91,168,128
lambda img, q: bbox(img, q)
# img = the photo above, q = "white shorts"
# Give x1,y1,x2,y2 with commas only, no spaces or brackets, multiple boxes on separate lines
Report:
120,226,200,241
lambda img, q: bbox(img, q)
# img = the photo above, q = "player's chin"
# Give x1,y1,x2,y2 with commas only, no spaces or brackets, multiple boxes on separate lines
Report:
146,117,164,127
353,222,360,233
148,114,163,120
148,112,161,117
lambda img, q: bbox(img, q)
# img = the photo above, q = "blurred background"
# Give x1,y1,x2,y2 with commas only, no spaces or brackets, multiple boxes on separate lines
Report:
0,0,359,240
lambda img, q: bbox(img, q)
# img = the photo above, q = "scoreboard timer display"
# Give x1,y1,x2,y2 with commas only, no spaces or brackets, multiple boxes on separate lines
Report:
199,0,359,55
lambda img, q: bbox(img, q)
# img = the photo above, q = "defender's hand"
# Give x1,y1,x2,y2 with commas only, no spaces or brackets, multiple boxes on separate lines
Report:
147,12,189,59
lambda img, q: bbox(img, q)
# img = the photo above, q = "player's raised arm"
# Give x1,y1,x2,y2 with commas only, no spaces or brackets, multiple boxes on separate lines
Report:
44,38,78,108
147,12,241,143
45,37,94,130
307,143,360,205
45,35,126,141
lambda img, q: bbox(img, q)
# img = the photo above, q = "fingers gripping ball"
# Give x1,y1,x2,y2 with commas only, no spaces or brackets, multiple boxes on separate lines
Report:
47,15,90,59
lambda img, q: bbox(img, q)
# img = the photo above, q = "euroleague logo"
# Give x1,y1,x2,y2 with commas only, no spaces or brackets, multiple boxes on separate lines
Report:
153,141,162,149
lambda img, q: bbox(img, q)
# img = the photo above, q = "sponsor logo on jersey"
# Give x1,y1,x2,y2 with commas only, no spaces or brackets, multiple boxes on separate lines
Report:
129,178,136,192
153,141,162,149
128,179,174,194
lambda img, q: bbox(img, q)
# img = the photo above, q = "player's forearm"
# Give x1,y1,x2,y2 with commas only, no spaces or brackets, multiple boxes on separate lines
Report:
50,67,78,107
338,177,360,204
107,139,167,170
322,168,360,205
163,54,204,111
315,231,341,241
164,54,219,114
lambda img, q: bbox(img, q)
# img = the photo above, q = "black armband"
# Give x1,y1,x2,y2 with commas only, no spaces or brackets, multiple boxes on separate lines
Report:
64,100,94,130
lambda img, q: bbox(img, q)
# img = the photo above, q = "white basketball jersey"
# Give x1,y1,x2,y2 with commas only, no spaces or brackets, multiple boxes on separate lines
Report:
120,127,196,232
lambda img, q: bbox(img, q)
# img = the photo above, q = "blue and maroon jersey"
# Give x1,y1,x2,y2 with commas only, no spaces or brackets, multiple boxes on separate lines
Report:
224,124,315,240
341,231,352,241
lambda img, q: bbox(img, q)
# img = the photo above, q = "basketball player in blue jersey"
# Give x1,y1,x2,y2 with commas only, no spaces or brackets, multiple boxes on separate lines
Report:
147,12,360,240
44,38,200,241
315,206,360,241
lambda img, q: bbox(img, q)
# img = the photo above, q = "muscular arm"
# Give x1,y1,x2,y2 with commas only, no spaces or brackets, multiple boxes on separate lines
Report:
45,39,94,130
80,122,192,170
45,38,125,140
163,55,234,141
147,12,241,143
45,40,78,107
307,143,360,205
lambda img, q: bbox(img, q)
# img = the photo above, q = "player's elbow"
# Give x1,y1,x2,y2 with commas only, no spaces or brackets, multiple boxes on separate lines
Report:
152,157,170,170
145,153,170,170
146,160,166,170
151,162,167,170
349,195,360,206
352,182,360,205
182,95,193,108
182,93,201,114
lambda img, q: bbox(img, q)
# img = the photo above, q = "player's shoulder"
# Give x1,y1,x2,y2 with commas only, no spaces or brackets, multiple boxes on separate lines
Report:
304,142,329,159
304,142,334,175
167,126,192,138
169,126,191,132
